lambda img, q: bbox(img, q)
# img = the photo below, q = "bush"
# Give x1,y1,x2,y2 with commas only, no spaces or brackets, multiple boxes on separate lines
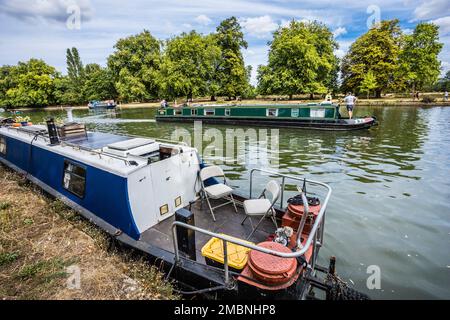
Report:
422,96,436,103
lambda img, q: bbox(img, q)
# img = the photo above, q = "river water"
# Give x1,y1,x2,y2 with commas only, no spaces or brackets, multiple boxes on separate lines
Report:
2,105,449,299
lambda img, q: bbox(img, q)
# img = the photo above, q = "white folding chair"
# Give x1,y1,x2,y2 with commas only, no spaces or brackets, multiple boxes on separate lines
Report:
200,165,238,221
241,180,280,240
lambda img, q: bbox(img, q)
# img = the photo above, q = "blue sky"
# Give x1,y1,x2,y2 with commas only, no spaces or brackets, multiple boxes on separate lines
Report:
0,0,449,85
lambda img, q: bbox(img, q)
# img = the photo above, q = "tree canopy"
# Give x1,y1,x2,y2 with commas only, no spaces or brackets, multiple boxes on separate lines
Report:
257,20,338,99
214,17,250,99
158,31,221,100
1,59,59,107
398,22,443,93
108,30,161,102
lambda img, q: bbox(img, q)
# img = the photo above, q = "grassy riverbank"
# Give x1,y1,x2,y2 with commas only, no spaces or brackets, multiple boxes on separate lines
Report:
0,164,177,300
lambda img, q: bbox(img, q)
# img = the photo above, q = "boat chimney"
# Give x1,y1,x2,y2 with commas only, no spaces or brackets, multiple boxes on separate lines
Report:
65,107,74,123
46,118,60,145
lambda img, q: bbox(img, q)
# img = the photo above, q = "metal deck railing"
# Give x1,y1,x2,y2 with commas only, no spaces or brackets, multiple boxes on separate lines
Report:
171,169,332,288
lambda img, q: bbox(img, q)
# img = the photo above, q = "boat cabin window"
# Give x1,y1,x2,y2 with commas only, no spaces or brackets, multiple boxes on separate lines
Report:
225,109,231,116
159,145,179,161
62,160,86,198
267,108,278,117
205,109,215,116
191,109,197,116
291,108,299,117
310,108,325,118
174,109,182,116
0,136,6,155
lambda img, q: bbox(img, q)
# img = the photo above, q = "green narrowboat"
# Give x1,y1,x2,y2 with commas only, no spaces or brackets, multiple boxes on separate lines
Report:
155,102,377,131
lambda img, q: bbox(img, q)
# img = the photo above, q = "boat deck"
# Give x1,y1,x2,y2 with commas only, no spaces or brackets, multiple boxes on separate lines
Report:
140,196,278,264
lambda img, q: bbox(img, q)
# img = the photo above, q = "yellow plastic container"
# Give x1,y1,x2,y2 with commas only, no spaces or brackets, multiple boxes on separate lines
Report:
201,235,254,271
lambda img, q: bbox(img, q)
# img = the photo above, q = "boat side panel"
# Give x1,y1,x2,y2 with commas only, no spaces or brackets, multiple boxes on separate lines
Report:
127,166,158,233
0,135,141,239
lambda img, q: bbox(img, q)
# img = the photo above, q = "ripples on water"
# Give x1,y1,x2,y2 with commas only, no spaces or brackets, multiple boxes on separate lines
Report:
2,106,449,299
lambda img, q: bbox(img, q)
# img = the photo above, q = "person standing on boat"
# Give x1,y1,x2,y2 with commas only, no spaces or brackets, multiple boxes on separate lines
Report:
344,92,357,119
160,99,168,108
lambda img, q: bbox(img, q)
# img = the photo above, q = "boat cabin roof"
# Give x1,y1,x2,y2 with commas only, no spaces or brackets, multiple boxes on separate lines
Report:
173,102,337,109
0,124,195,177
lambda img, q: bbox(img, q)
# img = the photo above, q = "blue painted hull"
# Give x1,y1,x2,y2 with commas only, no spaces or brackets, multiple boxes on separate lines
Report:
0,135,140,239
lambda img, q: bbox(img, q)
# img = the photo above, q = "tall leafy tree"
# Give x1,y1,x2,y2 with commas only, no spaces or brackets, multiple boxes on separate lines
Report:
63,47,86,104
359,70,377,99
158,31,221,100
214,17,250,100
341,20,403,97
4,59,58,107
0,66,14,107
82,64,117,101
398,22,443,95
66,47,85,84
108,30,161,102
257,20,338,99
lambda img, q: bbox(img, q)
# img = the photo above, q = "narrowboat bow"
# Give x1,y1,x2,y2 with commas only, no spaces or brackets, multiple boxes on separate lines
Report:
156,102,377,131
0,119,369,299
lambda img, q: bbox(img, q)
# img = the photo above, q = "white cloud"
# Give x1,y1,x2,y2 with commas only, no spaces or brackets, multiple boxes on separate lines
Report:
333,26,347,38
431,16,450,35
413,0,448,20
403,28,414,35
0,0,94,23
334,39,353,58
240,15,279,38
243,45,269,85
194,14,212,25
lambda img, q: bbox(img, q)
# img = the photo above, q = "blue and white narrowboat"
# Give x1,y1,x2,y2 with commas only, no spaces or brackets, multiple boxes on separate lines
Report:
0,118,369,299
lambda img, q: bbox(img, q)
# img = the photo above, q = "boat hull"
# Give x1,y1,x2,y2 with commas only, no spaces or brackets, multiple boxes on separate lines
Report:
155,115,376,131
0,155,309,299
88,104,116,110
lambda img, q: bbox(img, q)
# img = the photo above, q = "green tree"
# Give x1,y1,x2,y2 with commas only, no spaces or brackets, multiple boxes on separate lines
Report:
0,66,14,107
108,30,161,102
158,31,221,100
359,70,378,99
341,20,403,97
214,17,250,100
115,68,148,102
398,22,443,96
66,47,85,84
62,47,86,105
257,20,338,99
4,59,58,107
82,64,117,101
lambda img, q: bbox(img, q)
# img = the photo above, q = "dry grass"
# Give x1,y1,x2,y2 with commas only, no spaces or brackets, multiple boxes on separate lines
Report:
0,164,178,300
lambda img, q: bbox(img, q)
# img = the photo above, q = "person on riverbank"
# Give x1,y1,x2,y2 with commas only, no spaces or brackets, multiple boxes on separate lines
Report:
343,92,357,119
445,91,448,101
